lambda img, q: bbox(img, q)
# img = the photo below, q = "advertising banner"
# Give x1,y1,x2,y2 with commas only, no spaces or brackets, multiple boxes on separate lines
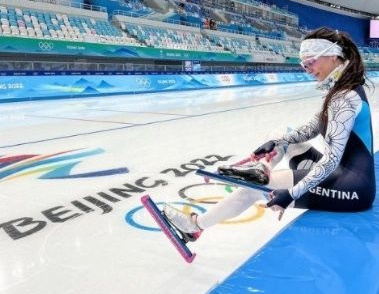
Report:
0,36,298,63
0,72,316,102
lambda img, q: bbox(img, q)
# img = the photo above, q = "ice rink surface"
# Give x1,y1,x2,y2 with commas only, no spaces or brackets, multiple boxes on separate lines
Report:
0,81,378,294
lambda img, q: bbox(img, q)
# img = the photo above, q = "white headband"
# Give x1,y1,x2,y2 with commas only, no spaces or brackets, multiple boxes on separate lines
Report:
299,39,344,59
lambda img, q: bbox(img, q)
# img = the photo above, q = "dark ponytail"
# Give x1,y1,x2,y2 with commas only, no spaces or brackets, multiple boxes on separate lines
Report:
303,27,366,136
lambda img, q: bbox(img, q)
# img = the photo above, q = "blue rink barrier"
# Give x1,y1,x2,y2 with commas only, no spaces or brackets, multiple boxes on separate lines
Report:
0,72,315,103
1,71,379,103
208,151,379,294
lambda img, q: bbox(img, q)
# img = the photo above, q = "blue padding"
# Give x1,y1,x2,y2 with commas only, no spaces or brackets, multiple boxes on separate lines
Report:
352,101,373,154
208,152,379,294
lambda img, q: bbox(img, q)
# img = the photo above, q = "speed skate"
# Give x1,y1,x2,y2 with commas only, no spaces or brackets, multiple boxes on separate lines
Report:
197,152,276,194
196,169,272,193
141,195,197,263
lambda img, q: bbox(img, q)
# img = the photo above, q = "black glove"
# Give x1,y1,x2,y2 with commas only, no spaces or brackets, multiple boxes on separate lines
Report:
253,140,276,158
266,189,293,209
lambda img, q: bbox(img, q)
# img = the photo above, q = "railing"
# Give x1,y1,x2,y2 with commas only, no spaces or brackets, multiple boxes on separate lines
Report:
111,9,152,18
112,10,201,28
0,60,304,74
206,26,284,41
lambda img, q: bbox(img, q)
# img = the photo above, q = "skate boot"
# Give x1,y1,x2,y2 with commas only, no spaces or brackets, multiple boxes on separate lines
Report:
163,204,202,242
217,161,270,185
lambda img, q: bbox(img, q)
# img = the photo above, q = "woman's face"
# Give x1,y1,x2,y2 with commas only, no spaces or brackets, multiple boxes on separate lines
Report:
301,55,341,81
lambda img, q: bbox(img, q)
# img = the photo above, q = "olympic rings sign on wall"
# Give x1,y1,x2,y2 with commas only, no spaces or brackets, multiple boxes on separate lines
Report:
135,77,152,89
38,42,54,51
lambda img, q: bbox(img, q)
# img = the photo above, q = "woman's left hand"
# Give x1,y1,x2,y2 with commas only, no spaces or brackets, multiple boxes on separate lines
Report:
260,189,294,221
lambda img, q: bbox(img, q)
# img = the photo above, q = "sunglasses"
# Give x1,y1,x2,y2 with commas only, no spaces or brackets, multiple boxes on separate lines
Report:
300,41,338,70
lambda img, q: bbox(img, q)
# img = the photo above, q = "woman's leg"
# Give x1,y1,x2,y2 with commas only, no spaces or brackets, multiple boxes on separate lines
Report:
262,141,322,189
164,188,264,233
197,188,264,229
261,142,323,208
268,169,294,189
286,143,323,170
196,142,321,229
195,138,291,230
164,138,322,233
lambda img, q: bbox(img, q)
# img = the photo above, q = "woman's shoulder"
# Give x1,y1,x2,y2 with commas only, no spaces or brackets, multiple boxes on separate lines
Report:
332,89,361,103
329,90,362,111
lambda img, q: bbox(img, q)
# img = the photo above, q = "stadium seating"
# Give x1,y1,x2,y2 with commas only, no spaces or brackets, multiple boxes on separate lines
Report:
0,4,141,45
0,0,303,53
122,22,223,52
0,0,378,66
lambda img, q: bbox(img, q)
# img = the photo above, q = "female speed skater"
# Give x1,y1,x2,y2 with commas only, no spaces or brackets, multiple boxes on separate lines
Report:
164,27,376,235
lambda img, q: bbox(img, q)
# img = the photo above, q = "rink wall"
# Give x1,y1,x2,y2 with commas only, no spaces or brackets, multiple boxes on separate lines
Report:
1,71,379,102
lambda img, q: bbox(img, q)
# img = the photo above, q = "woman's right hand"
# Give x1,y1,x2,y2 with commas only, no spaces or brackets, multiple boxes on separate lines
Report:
252,140,276,159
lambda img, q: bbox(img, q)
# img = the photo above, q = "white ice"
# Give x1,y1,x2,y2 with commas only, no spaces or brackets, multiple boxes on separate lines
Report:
0,80,378,294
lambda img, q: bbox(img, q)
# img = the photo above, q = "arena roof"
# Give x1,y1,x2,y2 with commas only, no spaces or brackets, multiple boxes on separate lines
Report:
323,0,379,16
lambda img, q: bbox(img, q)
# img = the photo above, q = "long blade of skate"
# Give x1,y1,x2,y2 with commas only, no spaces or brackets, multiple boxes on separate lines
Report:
202,151,277,184
140,195,196,263
204,156,252,183
196,169,272,193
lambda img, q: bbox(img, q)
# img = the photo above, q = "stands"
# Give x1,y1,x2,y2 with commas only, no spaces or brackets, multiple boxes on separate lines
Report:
0,2,140,45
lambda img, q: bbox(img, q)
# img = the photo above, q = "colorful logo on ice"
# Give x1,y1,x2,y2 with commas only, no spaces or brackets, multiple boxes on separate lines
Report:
0,148,129,181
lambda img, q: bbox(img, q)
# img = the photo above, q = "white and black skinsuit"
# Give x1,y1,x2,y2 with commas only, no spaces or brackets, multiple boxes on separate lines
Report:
276,85,376,211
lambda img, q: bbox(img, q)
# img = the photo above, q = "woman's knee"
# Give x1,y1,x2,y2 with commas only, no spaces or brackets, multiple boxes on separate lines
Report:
286,143,321,170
